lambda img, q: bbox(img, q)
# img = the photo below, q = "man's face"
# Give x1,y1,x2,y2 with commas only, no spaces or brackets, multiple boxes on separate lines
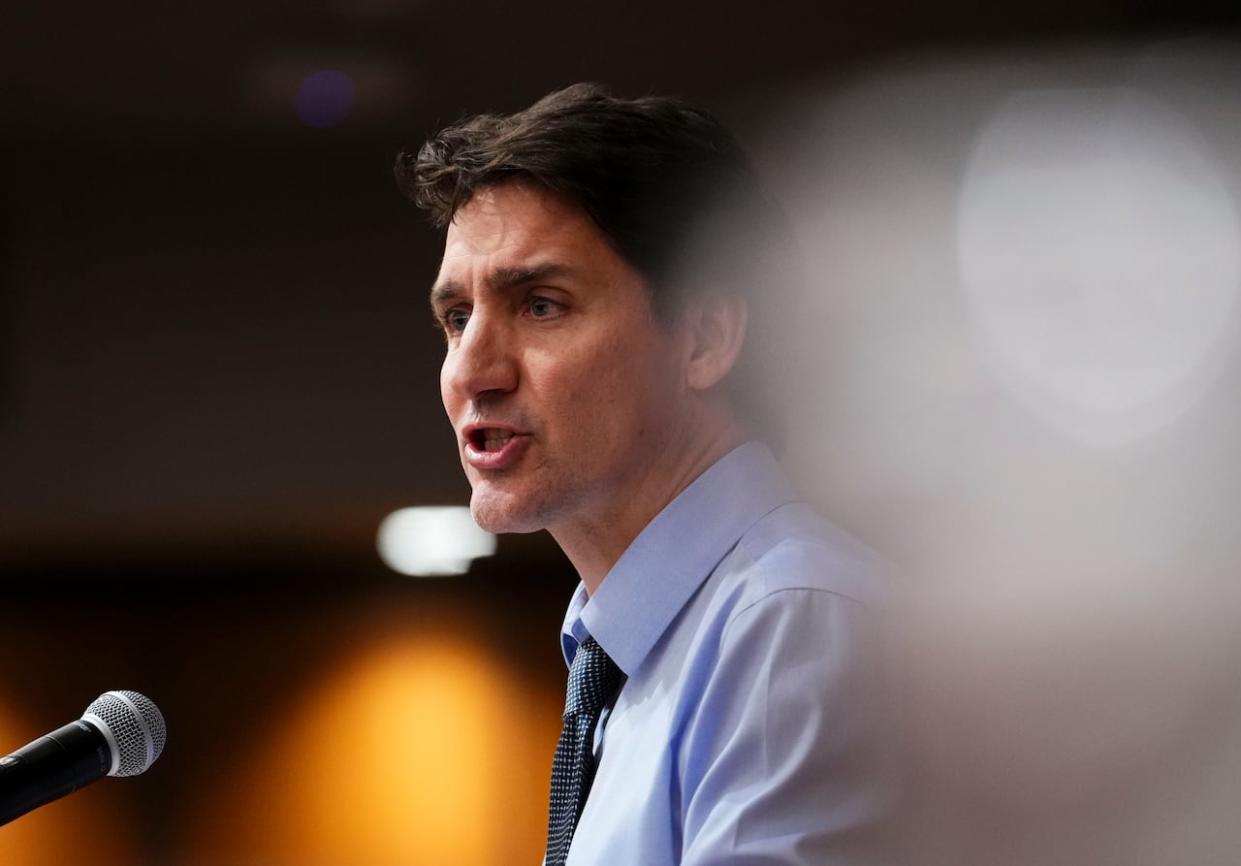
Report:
432,181,690,535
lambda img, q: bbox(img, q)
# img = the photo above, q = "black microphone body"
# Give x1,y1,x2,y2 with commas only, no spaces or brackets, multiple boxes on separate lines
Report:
0,690,165,828
0,719,112,825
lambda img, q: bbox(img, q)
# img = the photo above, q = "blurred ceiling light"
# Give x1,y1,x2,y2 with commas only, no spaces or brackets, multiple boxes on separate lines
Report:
244,53,417,128
376,506,496,576
295,69,355,129
957,88,1241,446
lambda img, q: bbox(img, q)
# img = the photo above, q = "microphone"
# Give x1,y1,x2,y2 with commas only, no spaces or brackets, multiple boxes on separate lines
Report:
0,690,166,826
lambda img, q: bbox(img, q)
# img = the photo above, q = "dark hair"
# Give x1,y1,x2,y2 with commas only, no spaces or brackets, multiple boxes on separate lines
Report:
394,82,788,313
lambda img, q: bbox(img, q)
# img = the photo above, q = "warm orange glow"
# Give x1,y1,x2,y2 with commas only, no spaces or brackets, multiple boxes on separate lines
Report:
189,621,561,865
0,701,134,865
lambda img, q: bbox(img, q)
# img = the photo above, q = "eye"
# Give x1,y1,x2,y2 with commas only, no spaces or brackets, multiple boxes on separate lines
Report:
441,308,470,333
527,296,565,319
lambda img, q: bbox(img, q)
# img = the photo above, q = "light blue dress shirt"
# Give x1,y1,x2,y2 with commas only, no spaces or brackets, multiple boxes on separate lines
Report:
556,442,887,865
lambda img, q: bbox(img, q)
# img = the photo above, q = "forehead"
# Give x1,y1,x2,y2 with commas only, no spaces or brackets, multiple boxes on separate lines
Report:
437,182,618,284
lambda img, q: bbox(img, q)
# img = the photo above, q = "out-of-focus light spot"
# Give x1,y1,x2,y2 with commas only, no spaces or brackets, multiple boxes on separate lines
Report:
377,506,496,576
185,629,562,864
295,69,355,128
958,88,1241,446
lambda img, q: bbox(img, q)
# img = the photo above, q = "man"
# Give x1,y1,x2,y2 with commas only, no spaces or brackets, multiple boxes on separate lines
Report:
396,83,885,865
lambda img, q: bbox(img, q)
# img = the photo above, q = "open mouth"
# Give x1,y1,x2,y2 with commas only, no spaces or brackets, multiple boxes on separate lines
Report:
469,428,516,452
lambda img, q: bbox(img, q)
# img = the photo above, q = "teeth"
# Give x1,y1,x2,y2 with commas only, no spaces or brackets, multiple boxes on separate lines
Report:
481,431,514,451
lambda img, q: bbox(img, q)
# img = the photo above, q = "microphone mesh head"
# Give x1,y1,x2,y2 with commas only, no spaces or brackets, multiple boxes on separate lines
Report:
83,690,167,778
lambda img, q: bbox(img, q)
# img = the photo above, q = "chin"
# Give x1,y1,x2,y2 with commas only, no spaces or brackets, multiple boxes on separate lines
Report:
469,488,547,535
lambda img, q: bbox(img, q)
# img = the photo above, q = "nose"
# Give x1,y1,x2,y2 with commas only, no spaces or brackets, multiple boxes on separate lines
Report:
442,307,519,401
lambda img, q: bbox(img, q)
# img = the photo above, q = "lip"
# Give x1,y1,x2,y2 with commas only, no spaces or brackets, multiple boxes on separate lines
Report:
461,424,531,471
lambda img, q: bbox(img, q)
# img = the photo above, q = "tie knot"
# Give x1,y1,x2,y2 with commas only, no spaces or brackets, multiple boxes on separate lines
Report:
564,637,622,718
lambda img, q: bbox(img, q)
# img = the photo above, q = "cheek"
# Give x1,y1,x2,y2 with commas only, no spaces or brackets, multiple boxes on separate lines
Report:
523,349,606,437
546,340,671,431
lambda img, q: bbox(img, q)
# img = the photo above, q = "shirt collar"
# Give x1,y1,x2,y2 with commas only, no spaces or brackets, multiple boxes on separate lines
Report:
560,441,798,675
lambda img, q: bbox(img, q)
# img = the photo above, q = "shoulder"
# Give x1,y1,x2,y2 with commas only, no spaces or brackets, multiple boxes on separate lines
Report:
721,502,888,618
658,501,887,672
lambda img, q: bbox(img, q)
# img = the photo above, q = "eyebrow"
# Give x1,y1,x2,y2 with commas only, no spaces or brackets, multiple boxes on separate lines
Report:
429,262,575,308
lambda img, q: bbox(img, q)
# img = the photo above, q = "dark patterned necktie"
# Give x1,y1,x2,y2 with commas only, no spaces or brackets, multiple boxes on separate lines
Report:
545,636,624,866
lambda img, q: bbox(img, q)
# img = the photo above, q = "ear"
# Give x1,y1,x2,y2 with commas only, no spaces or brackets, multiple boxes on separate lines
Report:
683,292,749,392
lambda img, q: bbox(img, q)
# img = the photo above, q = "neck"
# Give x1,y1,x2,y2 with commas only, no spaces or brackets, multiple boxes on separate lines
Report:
550,416,748,596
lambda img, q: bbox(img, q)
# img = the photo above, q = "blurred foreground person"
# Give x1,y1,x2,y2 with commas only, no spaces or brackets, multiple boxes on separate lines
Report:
396,83,886,865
